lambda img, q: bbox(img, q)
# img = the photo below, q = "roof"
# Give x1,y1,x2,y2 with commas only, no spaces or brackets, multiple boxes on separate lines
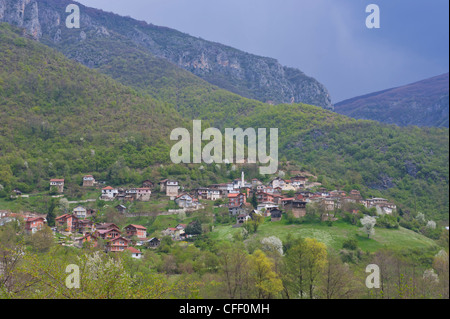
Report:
83,175,94,178
102,186,114,190
126,224,147,230
25,217,45,222
50,179,65,182
228,193,242,198
126,247,142,254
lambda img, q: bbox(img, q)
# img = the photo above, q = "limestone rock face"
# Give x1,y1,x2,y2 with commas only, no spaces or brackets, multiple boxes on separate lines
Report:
0,0,41,39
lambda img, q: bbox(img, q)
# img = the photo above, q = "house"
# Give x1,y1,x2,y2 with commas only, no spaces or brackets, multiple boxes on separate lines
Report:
106,237,129,252
196,188,209,200
162,227,183,240
124,224,147,239
96,228,121,240
75,232,98,248
142,180,154,189
50,179,65,193
175,194,196,208
124,188,138,202
165,180,180,198
136,188,151,201
146,237,160,249
366,198,389,208
229,203,247,216
237,213,251,225
270,209,283,222
25,217,46,234
73,206,87,219
269,177,285,189
101,186,118,201
127,247,143,259
291,176,308,188
256,203,279,214
96,223,120,232
78,219,95,234
115,204,127,214
82,175,95,187
228,193,246,207
256,192,275,204
207,189,222,201
291,200,307,218
55,214,79,232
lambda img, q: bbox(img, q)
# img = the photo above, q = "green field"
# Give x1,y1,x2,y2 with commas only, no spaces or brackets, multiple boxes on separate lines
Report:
210,219,438,252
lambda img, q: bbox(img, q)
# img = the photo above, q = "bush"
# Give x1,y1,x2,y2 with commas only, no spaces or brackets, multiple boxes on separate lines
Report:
342,238,358,250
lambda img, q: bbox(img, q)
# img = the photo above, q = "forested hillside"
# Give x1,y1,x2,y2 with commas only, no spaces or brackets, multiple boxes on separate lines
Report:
0,23,449,222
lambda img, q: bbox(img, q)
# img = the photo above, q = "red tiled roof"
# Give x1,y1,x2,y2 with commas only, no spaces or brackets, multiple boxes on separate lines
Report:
102,186,114,190
127,247,142,254
127,224,147,230
50,179,65,182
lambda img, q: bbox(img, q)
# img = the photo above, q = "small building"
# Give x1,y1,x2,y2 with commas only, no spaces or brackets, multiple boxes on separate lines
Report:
146,237,160,249
73,206,87,219
78,219,95,234
291,200,307,218
115,204,127,214
55,214,79,232
137,188,151,201
270,209,283,222
269,177,285,189
50,179,65,193
101,186,118,201
127,247,143,259
124,224,147,239
166,180,180,199
237,213,251,225
228,193,246,207
175,194,196,208
76,232,98,248
106,237,129,252
96,228,121,240
25,217,46,234
82,175,95,187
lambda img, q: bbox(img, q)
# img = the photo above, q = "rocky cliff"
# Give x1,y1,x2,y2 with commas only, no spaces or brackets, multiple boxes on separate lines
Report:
0,0,333,109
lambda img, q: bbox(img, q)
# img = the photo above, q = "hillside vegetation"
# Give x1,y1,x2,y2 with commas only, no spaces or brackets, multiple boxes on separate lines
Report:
0,24,449,223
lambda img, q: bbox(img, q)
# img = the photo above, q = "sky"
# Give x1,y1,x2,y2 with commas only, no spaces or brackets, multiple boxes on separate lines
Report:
76,0,449,103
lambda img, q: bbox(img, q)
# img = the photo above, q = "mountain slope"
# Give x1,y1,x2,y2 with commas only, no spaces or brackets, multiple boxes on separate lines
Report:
335,73,449,127
0,23,186,184
0,0,333,109
0,24,448,222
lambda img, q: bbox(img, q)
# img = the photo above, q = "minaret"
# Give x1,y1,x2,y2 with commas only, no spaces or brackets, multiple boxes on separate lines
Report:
241,171,245,188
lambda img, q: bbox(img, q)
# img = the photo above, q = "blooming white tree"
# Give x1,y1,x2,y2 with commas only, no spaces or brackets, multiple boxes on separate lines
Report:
261,236,284,256
426,220,436,229
416,213,427,224
360,216,377,238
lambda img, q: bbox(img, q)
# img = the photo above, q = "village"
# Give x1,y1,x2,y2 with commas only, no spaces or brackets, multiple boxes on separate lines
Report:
0,171,397,259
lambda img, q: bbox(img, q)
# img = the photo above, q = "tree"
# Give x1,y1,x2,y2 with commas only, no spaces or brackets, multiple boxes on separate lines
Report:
248,250,283,299
318,251,359,299
29,226,54,253
250,192,258,209
46,198,57,227
217,242,251,299
185,221,202,235
360,215,376,238
303,238,328,298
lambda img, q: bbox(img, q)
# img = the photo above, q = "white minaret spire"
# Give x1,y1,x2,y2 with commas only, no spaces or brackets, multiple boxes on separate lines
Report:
241,171,245,188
